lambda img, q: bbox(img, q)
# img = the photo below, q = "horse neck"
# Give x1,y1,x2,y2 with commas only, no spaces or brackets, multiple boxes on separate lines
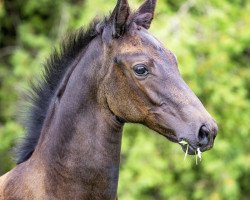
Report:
32,37,123,198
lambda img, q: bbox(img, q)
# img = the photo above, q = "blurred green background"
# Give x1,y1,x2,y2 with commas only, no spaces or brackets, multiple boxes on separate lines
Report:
0,0,250,199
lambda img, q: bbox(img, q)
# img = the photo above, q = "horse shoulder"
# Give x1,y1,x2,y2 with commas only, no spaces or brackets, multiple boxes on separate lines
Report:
0,160,47,200
0,171,10,199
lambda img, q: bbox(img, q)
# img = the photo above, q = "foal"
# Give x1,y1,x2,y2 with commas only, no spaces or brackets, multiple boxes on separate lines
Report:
0,0,217,199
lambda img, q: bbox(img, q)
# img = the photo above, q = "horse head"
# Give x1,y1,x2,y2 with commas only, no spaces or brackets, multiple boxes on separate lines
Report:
99,0,218,154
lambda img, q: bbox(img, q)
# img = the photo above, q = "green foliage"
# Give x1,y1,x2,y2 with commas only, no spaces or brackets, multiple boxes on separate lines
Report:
0,0,250,199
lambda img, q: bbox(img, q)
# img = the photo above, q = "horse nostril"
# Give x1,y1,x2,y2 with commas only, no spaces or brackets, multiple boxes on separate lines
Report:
198,125,209,146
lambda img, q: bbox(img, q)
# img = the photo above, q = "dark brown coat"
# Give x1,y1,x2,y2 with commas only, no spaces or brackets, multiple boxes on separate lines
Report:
0,0,217,199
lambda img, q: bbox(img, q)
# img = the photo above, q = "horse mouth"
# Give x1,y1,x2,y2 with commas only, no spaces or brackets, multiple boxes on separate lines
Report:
165,136,201,155
179,143,197,155
179,140,213,155
159,130,212,155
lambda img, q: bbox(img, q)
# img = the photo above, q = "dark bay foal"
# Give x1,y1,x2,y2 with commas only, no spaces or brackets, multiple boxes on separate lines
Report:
0,0,218,199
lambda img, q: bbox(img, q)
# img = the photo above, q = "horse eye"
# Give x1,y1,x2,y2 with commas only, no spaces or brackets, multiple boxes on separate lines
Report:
133,64,149,76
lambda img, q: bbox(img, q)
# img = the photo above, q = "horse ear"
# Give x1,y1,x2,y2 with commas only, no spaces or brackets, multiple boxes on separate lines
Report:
134,0,157,29
109,0,130,38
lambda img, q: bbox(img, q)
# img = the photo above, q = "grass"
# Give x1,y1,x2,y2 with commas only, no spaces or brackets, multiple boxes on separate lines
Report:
179,140,202,165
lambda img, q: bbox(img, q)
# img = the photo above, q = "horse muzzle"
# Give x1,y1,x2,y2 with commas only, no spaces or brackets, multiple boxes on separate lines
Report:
179,122,218,155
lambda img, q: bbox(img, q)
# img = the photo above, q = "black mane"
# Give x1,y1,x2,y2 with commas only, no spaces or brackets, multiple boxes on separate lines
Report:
15,8,143,164
16,19,105,164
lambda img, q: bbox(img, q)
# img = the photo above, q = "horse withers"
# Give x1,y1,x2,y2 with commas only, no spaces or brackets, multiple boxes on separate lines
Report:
0,0,218,199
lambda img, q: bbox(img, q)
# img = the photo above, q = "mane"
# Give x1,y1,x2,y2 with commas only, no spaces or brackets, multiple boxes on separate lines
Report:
15,8,142,164
16,18,106,164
